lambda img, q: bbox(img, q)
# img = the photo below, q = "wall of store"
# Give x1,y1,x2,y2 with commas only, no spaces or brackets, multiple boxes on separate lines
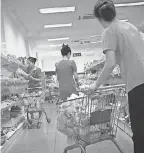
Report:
3,9,28,57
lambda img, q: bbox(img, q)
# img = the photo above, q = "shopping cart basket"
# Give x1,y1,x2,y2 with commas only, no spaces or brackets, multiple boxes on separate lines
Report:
22,87,51,129
45,85,59,103
57,85,126,153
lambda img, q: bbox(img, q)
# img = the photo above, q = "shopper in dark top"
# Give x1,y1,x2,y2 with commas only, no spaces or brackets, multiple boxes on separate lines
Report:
19,57,42,88
55,44,79,101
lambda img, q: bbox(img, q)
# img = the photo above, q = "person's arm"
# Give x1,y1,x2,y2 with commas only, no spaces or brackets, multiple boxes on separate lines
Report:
28,68,41,82
55,63,59,81
72,60,79,85
90,29,117,91
73,71,79,84
137,22,144,33
18,64,27,73
28,77,41,82
90,50,116,90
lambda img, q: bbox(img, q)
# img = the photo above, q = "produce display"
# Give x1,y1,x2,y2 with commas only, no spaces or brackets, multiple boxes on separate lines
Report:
1,93,25,146
1,53,27,66
1,76,28,95
45,75,59,102
1,54,28,148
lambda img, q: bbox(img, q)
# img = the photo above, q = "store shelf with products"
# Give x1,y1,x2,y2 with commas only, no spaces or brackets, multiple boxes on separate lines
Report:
1,93,27,151
44,72,59,103
1,53,28,151
84,58,123,85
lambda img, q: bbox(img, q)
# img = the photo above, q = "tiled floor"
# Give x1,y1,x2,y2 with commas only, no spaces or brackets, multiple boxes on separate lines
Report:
5,103,133,153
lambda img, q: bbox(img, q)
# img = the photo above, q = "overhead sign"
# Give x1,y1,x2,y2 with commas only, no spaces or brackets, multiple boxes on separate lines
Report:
73,53,81,57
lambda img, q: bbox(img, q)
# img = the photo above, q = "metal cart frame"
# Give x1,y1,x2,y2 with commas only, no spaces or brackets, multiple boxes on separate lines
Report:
57,85,126,153
22,87,51,129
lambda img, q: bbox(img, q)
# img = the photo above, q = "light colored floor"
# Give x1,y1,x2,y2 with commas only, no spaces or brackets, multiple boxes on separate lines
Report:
5,103,133,153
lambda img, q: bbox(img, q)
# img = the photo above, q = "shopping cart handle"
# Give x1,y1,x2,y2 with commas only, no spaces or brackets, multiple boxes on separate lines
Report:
26,87,43,90
98,84,126,90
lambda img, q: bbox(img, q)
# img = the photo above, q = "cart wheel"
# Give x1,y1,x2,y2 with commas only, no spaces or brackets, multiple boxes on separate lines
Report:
47,118,51,123
37,122,41,129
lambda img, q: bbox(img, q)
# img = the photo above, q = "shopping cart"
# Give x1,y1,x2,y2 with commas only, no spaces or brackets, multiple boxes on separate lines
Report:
57,84,126,153
45,85,59,103
22,87,51,129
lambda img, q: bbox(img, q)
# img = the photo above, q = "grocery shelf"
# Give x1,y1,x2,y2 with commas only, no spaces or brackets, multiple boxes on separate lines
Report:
1,80,28,95
1,55,25,73
1,122,26,153
2,116,25,128
1,101,22,112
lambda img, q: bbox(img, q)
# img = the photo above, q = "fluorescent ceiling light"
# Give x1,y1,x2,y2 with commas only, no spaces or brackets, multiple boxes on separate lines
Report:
120,19,128,22
91,35,101,38
40,6,75,14
48,37,69,41
115,2,144,7
49,44,62,47
91,41,102,44
44,23,72,28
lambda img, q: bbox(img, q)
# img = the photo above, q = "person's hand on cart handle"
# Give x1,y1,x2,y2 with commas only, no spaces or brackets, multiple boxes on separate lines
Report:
79,85,90,94
79,82,98,95
77,81,82,87
27,75,34,80
89,83,98,92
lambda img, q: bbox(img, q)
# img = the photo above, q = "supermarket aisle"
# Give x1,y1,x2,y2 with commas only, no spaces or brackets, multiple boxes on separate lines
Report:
5,103,133,153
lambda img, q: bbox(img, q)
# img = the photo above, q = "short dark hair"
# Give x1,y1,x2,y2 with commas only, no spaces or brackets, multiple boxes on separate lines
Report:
27,57,37,64
61,44,71,56
94,0,116,22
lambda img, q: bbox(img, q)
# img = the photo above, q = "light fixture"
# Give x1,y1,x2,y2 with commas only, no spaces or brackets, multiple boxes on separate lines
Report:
90,35,101,38
120,19,128,22
91,41,102,44
44,23,72,28
115,2,144,7
49,44,62,47
39,6,75,14
48,37,69,41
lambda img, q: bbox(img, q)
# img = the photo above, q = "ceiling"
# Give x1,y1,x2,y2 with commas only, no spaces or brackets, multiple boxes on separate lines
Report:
2,0,144,52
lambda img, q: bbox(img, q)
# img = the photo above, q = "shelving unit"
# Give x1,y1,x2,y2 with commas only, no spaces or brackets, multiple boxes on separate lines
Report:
1,54,28,152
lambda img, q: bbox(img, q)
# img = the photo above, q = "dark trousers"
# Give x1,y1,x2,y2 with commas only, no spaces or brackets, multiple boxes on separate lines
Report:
128,84,144,153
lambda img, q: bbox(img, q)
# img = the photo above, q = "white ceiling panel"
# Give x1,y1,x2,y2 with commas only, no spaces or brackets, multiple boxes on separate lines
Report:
2,0,144,52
